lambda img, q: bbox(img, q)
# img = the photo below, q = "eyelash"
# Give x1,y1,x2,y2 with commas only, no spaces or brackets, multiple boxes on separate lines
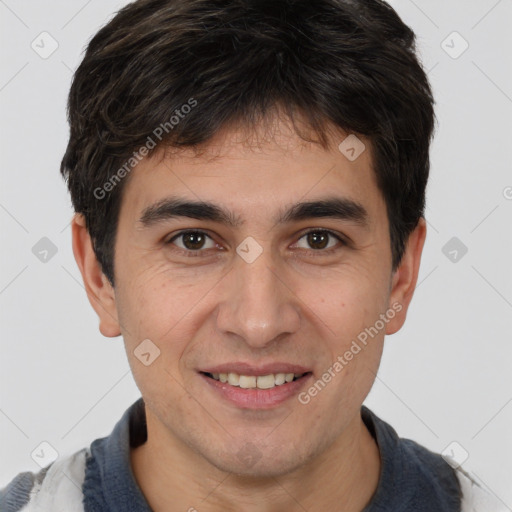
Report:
165,229,347,258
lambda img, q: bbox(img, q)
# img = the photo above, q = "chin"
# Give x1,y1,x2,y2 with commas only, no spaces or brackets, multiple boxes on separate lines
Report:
215,456,306,479
202,440,313,479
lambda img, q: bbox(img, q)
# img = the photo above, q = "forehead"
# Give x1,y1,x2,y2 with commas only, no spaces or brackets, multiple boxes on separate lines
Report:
118,117,383,225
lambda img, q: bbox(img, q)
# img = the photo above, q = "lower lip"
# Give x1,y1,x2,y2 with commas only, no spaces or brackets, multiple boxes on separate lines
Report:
200,373,312,409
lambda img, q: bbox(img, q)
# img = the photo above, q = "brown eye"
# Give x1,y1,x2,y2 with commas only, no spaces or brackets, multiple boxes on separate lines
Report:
167,230,216,252
295,230,343,251
306,231,329,250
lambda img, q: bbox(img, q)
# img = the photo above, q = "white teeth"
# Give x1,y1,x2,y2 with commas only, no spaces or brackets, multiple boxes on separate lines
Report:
256,374,275,389
207,371,306,388
228,373,240,386
239,375,257,388
274,373,286,385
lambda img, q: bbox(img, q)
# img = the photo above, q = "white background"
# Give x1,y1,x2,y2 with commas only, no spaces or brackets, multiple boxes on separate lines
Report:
1,0,511,507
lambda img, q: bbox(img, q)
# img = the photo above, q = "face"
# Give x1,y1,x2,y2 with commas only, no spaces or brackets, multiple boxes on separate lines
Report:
76,117,422,478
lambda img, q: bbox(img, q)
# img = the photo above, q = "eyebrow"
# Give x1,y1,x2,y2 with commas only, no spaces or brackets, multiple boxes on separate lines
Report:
137,195,369,230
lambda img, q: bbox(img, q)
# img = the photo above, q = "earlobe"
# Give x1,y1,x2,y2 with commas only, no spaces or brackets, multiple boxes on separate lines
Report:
71,213,121,337
385,217,427,335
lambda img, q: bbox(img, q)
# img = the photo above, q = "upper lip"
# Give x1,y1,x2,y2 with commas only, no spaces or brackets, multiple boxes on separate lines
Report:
200,362,311,376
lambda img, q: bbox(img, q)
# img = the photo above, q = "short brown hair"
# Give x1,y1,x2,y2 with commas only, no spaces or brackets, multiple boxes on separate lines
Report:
61,0,435,285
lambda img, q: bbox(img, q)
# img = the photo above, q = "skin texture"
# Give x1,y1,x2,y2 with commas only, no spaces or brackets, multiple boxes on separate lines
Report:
72,116,426,512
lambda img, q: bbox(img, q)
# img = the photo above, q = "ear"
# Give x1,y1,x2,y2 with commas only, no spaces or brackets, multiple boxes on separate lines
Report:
71,213,121,337
385,217,427,335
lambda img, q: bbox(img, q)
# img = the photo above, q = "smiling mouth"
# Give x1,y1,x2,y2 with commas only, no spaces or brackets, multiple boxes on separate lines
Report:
201,371,312,389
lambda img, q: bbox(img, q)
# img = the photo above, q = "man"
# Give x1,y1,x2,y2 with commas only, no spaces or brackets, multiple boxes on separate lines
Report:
1,0,505,510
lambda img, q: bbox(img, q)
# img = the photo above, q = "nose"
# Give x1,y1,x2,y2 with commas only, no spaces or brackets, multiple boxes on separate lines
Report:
215,245,301,349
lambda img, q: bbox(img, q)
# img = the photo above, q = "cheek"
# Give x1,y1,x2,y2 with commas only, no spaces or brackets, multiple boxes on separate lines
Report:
115,267,202,405
298,326,384,429
117,261,216,342
298,265,389,398
303,264,390,331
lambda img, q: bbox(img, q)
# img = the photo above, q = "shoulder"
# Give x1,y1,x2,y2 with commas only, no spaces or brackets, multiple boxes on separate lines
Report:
455,467,509,512
399,439,507,512
0,447,89,512
399,438,462,508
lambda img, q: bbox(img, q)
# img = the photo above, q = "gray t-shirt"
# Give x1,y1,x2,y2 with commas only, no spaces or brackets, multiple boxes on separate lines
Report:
0,397,490,511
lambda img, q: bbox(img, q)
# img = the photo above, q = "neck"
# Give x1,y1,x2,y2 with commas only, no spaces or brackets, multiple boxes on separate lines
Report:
130,407,381,512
